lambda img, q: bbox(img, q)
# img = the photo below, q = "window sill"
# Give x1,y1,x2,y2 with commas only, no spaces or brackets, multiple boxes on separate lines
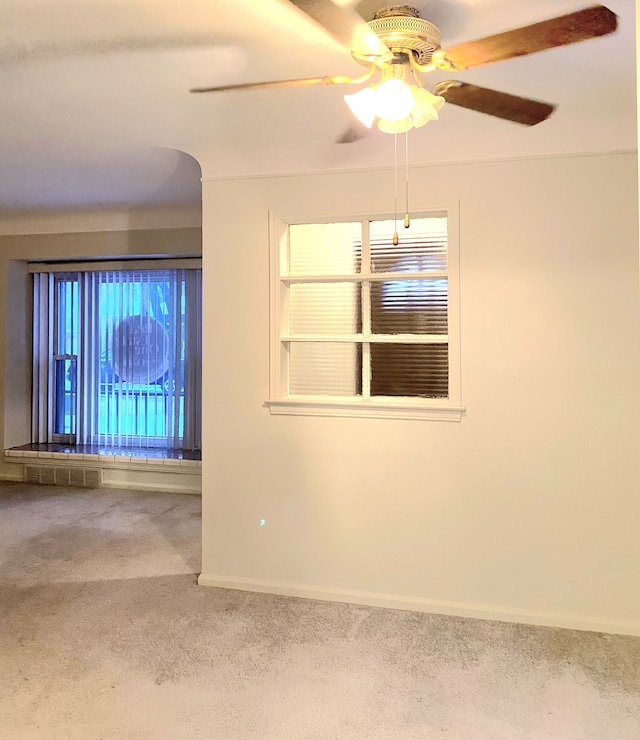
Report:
3,448,201,472
265,398,465,421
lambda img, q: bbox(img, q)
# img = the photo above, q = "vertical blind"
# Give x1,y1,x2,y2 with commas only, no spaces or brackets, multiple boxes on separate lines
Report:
32,264,202,450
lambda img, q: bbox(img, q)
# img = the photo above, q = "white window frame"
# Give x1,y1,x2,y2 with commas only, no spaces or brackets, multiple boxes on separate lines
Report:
266,204,464,421
30,259,203,449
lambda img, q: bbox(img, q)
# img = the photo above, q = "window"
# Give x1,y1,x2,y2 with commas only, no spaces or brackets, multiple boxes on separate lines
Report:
31,261,202,449
267,209,462,420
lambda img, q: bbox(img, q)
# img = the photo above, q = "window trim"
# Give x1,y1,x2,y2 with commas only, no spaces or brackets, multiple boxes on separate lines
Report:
266,204,464,421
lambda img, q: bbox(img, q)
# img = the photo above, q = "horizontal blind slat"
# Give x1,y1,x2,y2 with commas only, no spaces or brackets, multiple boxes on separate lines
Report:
289,222,362,276
370,217,448,273
371,278,448,335
286,215,450,401
289,283,361,335
289,342,362,396
371,343,449,399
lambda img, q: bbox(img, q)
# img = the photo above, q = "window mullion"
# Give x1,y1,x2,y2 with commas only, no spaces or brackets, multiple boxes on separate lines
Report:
71,276,78,443
279,218,290,398
47,275,56,441
362,341,371,399
47,275,60,442
361,220,371,399
362,280,371,398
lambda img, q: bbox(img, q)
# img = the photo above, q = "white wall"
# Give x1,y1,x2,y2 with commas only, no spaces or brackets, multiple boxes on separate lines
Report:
199,151,640,636
0,204,202,236
0,207,202,491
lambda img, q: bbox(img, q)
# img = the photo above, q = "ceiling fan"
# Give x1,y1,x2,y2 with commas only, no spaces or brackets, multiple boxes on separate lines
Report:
190,2,618,141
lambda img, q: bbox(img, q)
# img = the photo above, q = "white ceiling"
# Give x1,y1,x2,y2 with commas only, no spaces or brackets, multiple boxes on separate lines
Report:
0,0,636,212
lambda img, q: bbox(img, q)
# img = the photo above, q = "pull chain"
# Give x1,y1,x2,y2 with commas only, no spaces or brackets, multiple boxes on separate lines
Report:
404,129,410,229
393,131,399,246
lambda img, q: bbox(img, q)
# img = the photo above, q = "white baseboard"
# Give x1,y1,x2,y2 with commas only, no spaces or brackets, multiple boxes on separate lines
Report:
198,573,640,638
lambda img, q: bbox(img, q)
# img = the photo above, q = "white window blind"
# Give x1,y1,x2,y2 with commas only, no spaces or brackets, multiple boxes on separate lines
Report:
268,209,463,421
32,264,202,450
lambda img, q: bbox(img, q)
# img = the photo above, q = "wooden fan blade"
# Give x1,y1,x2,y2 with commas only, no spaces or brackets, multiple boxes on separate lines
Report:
335,124,370,144
444,5,617,70
190,75,341,94
286,0,392,61
435,81,555,126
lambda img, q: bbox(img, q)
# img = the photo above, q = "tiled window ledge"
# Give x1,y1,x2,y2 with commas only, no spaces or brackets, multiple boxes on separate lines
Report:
4,447,201,472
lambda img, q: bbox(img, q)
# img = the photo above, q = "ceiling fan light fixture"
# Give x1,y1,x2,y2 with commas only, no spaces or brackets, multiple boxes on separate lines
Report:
410,86,445,127
377,115,414,134
373,77,415,121
344,86,377,128
344,76,418,129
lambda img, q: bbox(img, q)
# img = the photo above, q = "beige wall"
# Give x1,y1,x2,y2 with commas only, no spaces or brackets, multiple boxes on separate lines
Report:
0,211,201,488
199,151,640,635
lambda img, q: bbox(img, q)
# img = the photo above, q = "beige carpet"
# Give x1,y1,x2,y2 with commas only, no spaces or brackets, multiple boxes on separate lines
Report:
1,482,639,739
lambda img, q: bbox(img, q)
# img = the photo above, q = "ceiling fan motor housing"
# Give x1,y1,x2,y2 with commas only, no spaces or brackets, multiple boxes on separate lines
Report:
356,5,441,66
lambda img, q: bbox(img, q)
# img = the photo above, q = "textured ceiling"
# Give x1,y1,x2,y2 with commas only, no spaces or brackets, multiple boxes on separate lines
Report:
0,0,635,211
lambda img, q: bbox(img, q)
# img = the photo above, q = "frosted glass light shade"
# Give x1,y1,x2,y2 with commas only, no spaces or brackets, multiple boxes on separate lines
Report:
411,87,446,128
374,78,415,121
345,81,446,134
377,116,413,134
344,87,377,128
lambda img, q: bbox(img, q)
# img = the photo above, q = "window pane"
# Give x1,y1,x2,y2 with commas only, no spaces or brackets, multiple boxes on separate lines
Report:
55,276,79,355
53,357,76,435
289,342,362,396
289,222,362,276
289,283,361,335
371,279,448,335
53,277,78,438
370,216,448,273
370,343,448,398
99,272,178,442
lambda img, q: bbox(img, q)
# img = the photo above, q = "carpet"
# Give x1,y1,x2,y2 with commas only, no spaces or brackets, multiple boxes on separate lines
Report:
1,482,638,739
